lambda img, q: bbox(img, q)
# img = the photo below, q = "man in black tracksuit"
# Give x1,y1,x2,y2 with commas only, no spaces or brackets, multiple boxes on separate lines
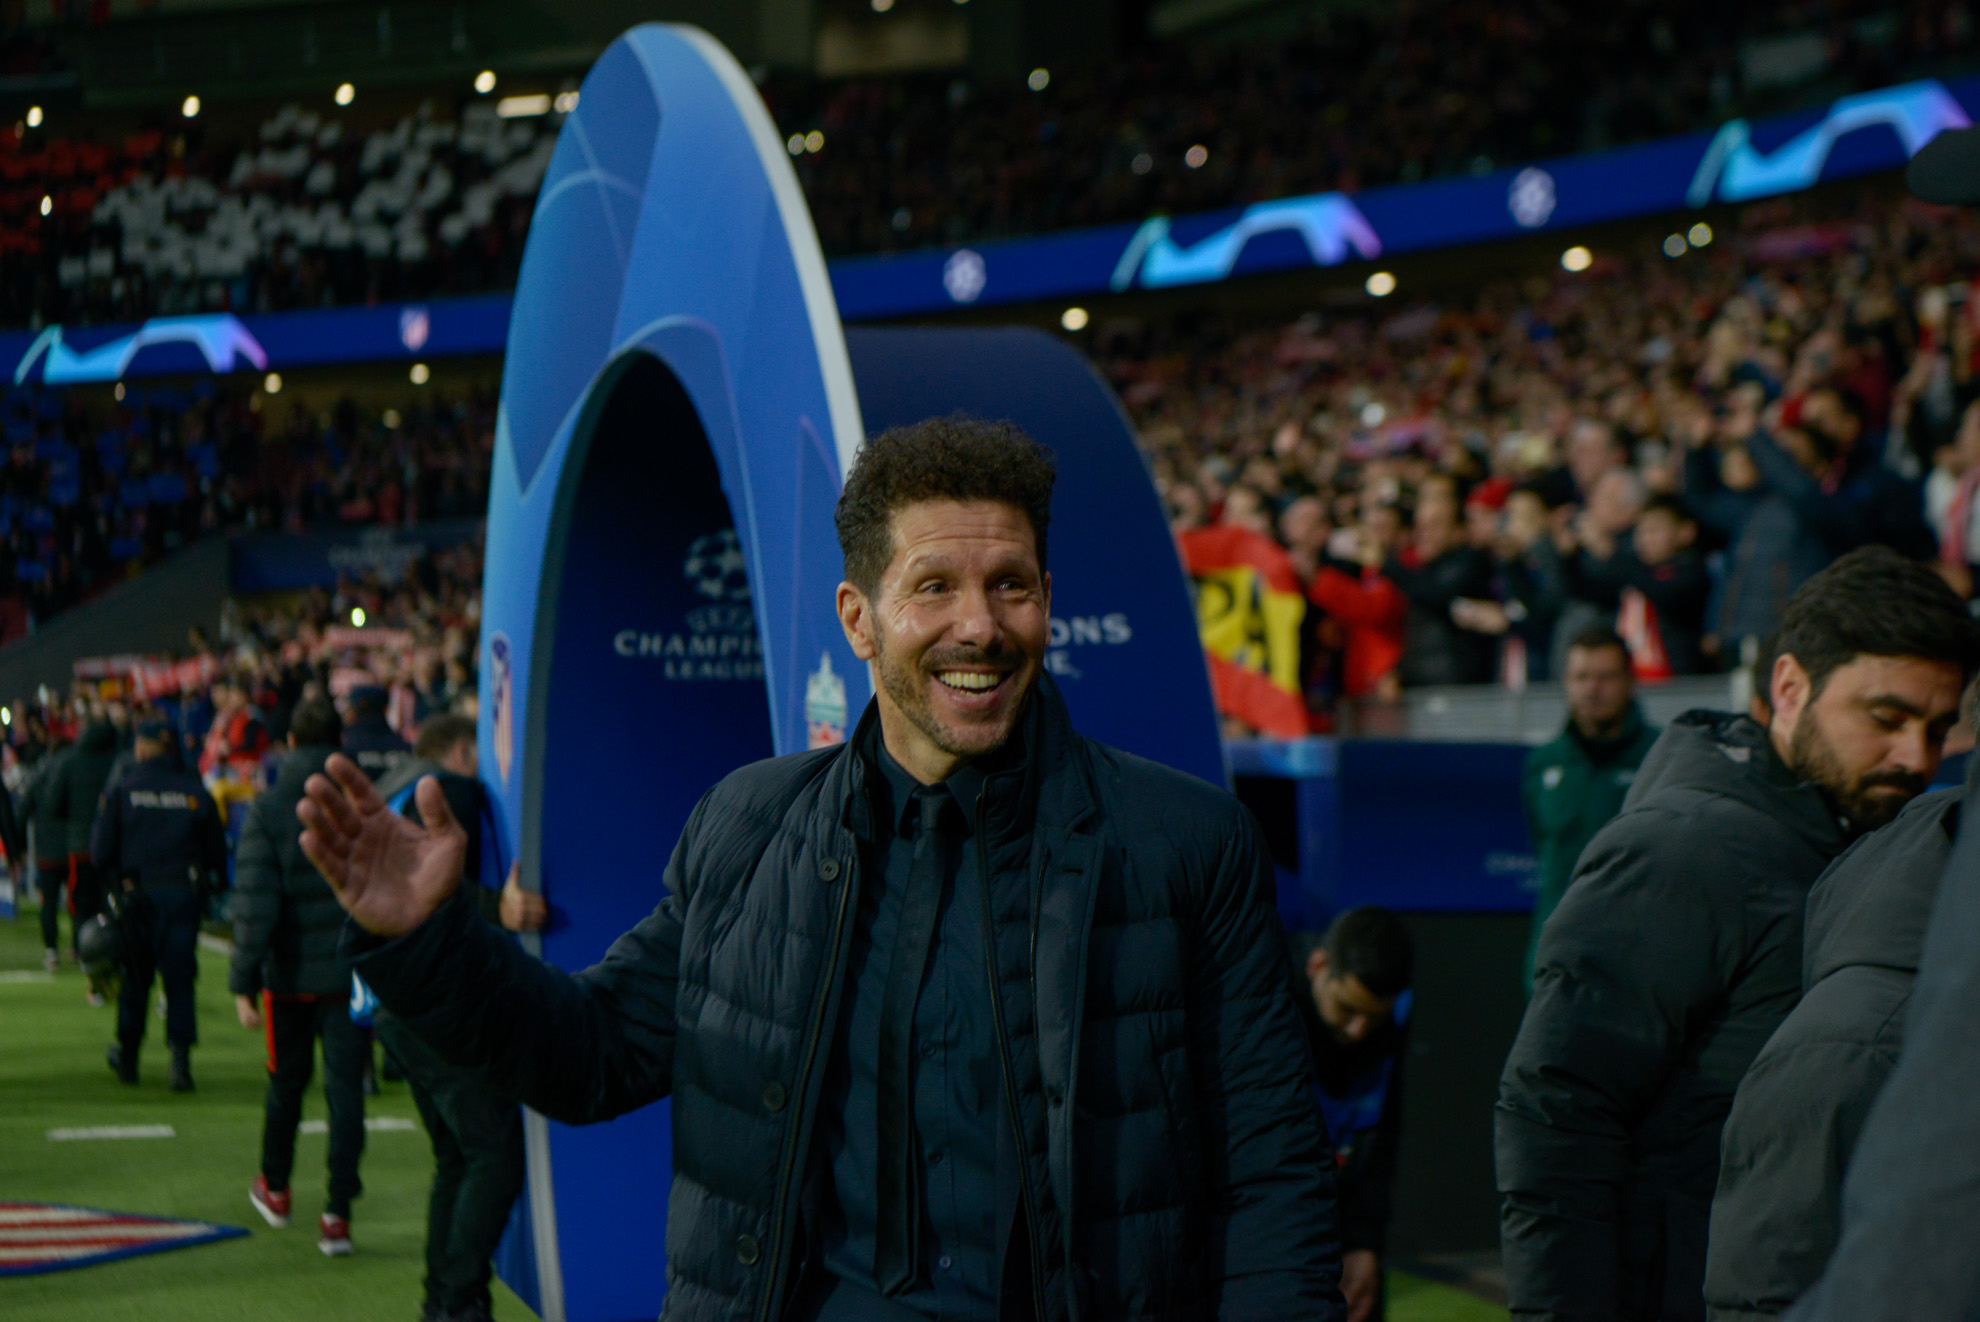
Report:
297,418,1344,1321
373,714,532,1322
1703,756,1968,1319
342,686,411,782
230,699,368,1255
93,716,229,1090
1496,547,1978,1322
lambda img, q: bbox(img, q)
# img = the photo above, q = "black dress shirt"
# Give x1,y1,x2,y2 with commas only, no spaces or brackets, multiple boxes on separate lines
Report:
809,733,1007,1321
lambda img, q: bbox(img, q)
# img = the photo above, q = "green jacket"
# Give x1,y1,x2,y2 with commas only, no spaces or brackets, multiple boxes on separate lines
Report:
1521,705,1658,990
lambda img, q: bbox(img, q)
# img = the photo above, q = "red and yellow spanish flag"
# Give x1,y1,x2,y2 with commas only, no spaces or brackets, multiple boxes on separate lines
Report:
1177,525,1309,737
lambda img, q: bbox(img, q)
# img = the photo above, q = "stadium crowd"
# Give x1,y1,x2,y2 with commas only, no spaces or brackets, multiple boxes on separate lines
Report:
0,382,492,636
1109,186,1980,730
9,0,1980,328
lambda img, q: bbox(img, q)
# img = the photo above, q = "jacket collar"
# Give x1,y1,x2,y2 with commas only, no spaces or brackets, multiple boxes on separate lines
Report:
836,672,1100,845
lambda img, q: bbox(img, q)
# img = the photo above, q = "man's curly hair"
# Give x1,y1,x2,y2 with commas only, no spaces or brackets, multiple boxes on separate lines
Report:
835,415,1057,594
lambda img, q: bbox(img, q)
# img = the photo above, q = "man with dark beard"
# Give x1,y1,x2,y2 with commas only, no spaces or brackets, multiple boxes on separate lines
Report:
295,418,1342,1321
1496,545,1979,1322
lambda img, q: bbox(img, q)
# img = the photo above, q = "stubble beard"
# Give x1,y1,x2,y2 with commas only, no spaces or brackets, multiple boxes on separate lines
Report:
873,629,1027,763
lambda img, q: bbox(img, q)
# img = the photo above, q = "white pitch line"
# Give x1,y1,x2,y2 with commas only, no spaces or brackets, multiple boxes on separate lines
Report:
46,1125,176,1142
0,970,54,983
297,1117,418,1135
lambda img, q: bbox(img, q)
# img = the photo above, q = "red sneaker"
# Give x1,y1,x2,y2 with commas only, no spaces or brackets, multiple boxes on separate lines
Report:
249,1174,291,1229
317,1212,352,1256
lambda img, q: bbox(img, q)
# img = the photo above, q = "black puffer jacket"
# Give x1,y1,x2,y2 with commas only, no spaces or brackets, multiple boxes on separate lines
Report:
230,745,350,998
1783,769,1980,1321
54,721,121,857
1704,783,1960,1320
1497,712,1846,1322
354,678,1342,1322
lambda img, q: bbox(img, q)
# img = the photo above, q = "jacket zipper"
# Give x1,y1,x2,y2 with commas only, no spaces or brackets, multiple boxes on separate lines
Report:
758,845,859,1322
977,818,1049,1321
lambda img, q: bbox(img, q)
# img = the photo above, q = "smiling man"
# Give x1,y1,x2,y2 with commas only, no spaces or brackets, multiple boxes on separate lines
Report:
297,417,1343,1322
1496,545,1980,1322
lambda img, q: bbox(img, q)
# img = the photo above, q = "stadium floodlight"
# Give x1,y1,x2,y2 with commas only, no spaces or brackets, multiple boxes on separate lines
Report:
1688,221,1714,247
351,607,367,628
182,95,200,118
554,90,579,114
474,70,497,94
1365,270,1397,297
1663,234,1687,258
25,106,41,128
1560,245,1593,272
383,409,401,428
334,83,354,106
497,94,553,119
805,130,824,153
114,383,124,401
410,362,431,385
264,372,282,394
787,134,805,157
1360,402,1386,427
872,0,895,10
1185,145,1209,169
1028,68,1050,92
3,707,12,727
1131,152,1153,175
1061,306,1089,331
39,195,50,217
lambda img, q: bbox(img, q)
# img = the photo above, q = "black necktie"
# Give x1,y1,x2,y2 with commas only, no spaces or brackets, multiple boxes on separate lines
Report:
874,785,957,1295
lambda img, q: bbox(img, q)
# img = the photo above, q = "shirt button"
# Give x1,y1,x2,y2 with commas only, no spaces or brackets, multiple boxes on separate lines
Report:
818,858,840,882
762,1081,787,1113
927,1150,944,1166
938,1255,954,1271
921,1041,938,1058
736,1234,760,1266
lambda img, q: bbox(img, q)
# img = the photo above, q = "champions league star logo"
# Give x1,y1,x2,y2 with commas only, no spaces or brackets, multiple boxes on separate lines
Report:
683,529,751,602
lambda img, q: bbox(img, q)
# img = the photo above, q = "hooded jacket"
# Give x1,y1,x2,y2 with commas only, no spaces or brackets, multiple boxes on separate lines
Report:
1497,711,1846,1322
1703,781,1960,1320
230,745,351,998
350,677,1342,1322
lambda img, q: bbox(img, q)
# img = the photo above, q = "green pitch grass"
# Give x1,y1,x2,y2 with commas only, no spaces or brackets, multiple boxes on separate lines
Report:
0,899,1505,1322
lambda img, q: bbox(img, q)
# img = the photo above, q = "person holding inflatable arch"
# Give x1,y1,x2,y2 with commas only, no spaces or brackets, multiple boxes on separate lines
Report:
298,416,1344,1322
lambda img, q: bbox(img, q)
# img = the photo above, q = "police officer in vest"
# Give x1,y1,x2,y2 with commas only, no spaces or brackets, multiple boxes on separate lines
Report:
95,715,229,1090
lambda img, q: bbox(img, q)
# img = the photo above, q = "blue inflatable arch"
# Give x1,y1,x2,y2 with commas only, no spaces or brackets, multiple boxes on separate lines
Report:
477,25,1220,1321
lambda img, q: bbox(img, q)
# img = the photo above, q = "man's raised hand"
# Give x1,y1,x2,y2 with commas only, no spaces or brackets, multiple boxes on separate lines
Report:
297,753,465,936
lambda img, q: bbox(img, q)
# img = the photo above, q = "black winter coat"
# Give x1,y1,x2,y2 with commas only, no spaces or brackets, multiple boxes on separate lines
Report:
55,721,121,857
1704,783,1960,1320
230,745,351,998
1497,712,1846,1322
353,679,1342,1322
1782,760,1980,1322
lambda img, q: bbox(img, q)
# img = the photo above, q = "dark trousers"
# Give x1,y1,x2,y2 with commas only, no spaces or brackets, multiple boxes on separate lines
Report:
261,994,368,1219
36,862,65,952
116,884,201,1051
68,855,105,955
378,1012,525,1315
